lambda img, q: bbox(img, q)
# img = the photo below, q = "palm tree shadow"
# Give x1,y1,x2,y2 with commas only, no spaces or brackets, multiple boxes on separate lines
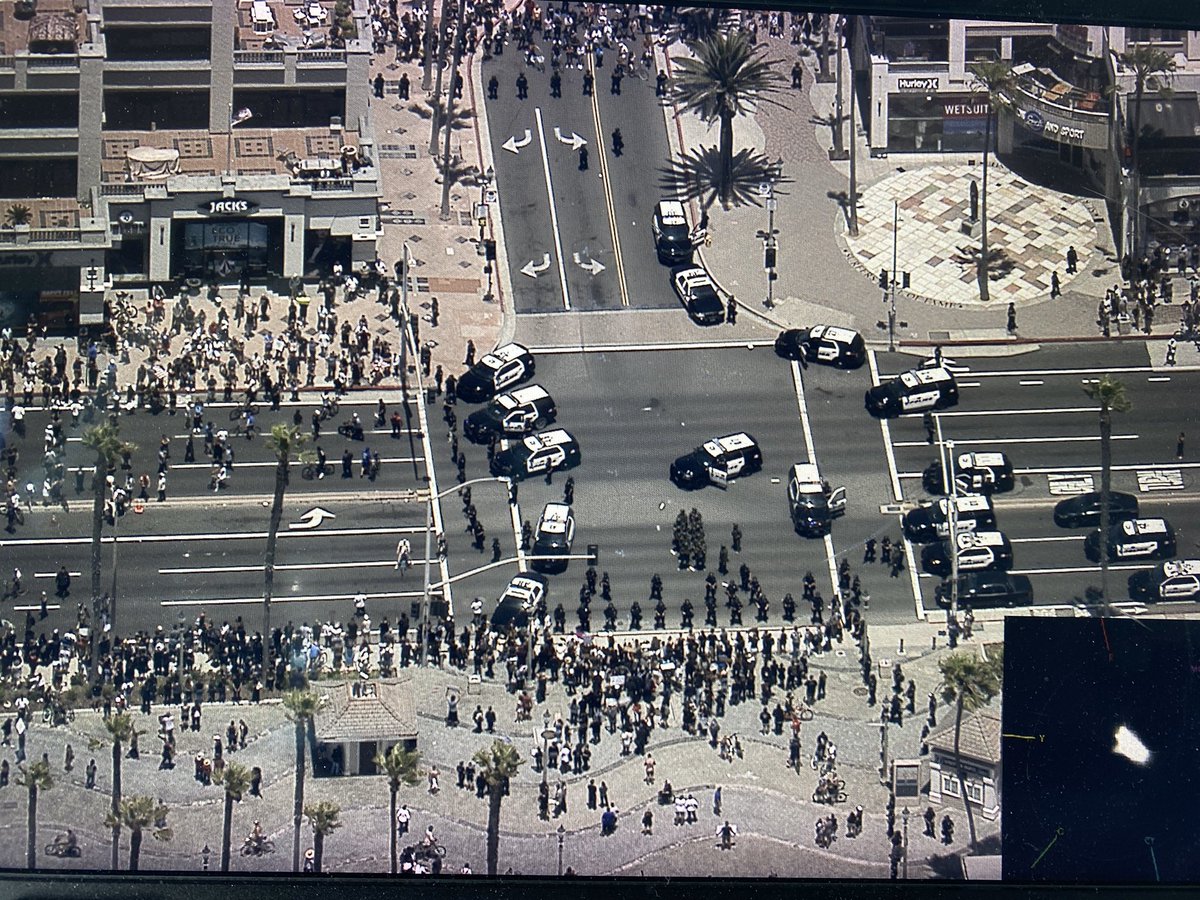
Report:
924,848,966,879
950,244,1019,283
660,145,792,210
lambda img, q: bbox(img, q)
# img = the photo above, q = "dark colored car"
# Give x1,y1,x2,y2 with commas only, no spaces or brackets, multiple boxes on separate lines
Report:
1052,491,1138,529
670,432,762,489
922,451,1015,496
463,384,556,443
935,573,1034,608
1084,518,1176,563
456,343,535,404
774,325,866,369
670,264,725,326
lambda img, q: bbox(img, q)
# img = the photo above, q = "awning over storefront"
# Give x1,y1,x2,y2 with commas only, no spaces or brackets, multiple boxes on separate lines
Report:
1133,94,1200,142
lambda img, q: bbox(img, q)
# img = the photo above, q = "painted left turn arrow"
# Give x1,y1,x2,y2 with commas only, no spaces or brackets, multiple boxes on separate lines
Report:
290,506,337,530
553,127,587,151
521,253,552,278
502,129,533,154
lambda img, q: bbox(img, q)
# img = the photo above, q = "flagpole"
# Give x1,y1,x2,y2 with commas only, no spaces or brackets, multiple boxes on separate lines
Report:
226,102,234,179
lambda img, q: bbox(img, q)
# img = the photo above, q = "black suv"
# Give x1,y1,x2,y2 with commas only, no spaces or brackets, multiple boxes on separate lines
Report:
1053,491,1138,529
934,573,1034,608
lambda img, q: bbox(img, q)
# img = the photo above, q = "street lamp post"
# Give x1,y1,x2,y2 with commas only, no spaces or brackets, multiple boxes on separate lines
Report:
557,824,565,876
757,178,779,310
541,727,556,786
901,807,910,878
829,17,847,161
889,200,898,351
934,417,961,627
847,18,859,237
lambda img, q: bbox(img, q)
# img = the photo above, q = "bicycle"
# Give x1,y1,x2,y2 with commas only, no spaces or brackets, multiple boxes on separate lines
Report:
229,403,259,422
240,837,275,857
301,462,334,480
415,840,447,859
317,398,340,422
231,419,258,440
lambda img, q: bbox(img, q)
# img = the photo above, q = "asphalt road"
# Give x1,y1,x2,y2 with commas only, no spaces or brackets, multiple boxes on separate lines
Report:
484,49,677,313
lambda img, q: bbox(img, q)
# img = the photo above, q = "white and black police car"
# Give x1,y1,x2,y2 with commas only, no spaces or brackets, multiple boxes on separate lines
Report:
1129,559,1200,602
787,462,847,537
456,343,535,403
920,530,1013,577
670,432,762,489
490,572,548,629
652,200,695,265
670,264,725,326
531,502,575,574
902,494,996,543
463,384,557,443
865,365,958,418
490,428,581,482
922,451,1015,496
1084,517,1176,563
774,325,867,369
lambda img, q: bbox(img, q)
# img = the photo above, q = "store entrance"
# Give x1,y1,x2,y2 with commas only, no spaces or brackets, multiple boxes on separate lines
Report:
174,218,283,282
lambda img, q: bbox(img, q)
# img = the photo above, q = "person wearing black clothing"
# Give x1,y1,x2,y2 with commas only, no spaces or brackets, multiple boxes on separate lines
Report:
516,73,528,99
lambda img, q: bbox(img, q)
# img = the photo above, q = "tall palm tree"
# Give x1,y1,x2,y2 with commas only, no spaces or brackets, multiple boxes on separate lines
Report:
1117,44,1175,259
1083,376,1132,610
282,689,323,872
96,711,137,871
105,795,171,871
80,423,135,654
374,744,421,874
473,739,522,876
263,425,307,673
17,760,53,871
671,30,788,208
938,649,1003,850
303,800,342,873
216,762,253,872
968,61,1016,303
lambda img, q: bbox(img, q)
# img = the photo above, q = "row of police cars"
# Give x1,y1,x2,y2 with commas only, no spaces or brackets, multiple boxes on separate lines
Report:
454,343,583,629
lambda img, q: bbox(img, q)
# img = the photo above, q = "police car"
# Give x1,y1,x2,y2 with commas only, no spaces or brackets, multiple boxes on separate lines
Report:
670,432,762,489
670,264,725,326
934,572,1034,609
489,428,581,482
865,366,958,418
1129,559,1200,602
787,463,847,537
1053,491,1138,529
456,343,536,403
1084,517,1176,563
490,572,548,629
531,502,575,574
902,494,996,544
652,200,695,264
463,384,557,443
922,451,1015,496
920,530,1013,577
774,325,867,369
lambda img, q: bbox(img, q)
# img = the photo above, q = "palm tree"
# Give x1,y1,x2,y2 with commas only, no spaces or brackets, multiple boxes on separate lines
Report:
282,689,323,872
303,800,342,873
967,61,1016,303
263,425,307,673
97,711,137,871
105,795,171,871
81,423,135,652
374,744,421,874
1083,376,1132,610
671,30,788,208
660,146,791,212
17,760,53,870
1117,44,1175,259
938,649,1003,850
473,739,522,876
216,762,253,872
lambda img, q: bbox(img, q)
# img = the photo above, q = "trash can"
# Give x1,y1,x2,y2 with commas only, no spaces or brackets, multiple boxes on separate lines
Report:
1117,312,1133,335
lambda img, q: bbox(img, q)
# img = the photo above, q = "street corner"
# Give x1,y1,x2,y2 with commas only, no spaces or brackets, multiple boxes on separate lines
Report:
843,162,1099,309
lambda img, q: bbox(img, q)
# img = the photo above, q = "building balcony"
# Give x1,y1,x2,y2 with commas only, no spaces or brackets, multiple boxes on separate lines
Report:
0,195,109,247
1011,64,1109,120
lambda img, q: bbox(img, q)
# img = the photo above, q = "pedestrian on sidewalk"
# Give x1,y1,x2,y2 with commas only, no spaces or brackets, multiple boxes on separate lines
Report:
726,296,737,325
373,73,385,98
642,809,653,835
85,758,96,789
399,73,410,100
792,60,803,89
464,340,475,366
1166,337,1178,366
1007,302,1017,334
1050,271,1061,298
1066,245,1078,273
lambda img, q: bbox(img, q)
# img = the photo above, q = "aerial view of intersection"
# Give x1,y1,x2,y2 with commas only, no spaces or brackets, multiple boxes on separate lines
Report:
0,0,1196,885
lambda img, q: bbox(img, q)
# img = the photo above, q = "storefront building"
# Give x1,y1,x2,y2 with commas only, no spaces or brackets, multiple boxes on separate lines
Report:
926,708,1002,822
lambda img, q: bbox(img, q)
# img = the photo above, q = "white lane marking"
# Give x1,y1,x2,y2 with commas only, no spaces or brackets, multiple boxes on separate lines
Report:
1009,535,1084,543
900,460,1200,478
0,525,428,548
158,559,433,575
411,340,454,618
957,382,982,388
509,490,525,570
1147,376,1172,383
880,364,1200,379
789,361,839,598
534,105,572,311
892,434,1138,447
934,406,1098,417
529,340,778,354
35,570,82,579
1008,564,1155,575
67,457,422,474
67,427,423,444
1018,380,1044,386
588,65,630,308
162,590,429,607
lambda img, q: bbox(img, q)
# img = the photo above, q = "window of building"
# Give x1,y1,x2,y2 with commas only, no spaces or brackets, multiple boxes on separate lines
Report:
103,90,209,130
0,93,78,128
965,35,1002,62
0,157,77,197
966,780,986,804
1127,28,1185,46
941,773,960,796
232,89,346,128
876,19,949,62
105,26,212,61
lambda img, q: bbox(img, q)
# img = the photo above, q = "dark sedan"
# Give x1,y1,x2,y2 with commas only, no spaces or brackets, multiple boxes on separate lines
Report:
935,573,1034,608
1052,491,1138,528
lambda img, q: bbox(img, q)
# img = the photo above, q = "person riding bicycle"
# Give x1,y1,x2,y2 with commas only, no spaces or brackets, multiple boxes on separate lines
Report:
246,820,265,851
421,824,437,848
54,830,78,853
243,411,255,434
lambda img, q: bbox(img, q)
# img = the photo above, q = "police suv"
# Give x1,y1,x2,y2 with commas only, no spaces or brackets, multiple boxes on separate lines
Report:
1129,559,1200,602
902,494,996,543
920,530,1013,577
670,432,762,489
490,572,548,628
463,384,557,443
531,502,575,574
456,343,536,403
670,264,725,326
865,366,958,418
787,463,847,537
652,200,695,264
774,325,867,369
489,429,581,482
922,451,1015,496
1084,517,1176,563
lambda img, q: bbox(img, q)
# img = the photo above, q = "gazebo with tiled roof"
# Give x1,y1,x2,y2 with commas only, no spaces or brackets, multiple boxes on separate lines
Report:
313,679,418,777
926,705,1002,821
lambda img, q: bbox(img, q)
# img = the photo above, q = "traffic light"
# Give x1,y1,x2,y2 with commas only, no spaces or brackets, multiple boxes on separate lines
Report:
587,543,599,567
879,269,888,289
902,271,911,289
485,239,497,261
507,479,518,505
764,245,777,270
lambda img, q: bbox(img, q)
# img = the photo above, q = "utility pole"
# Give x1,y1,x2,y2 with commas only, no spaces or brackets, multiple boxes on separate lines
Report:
829,17,847,160
420,0,436,91
817,13,833,83
439,0,467,220
756,177,779,309
935,414,961,626
428,0,453,155
888,200,898,351
848,17,859,237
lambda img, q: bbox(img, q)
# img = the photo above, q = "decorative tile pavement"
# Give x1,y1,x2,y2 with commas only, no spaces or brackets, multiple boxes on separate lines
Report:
844,163,1099,307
